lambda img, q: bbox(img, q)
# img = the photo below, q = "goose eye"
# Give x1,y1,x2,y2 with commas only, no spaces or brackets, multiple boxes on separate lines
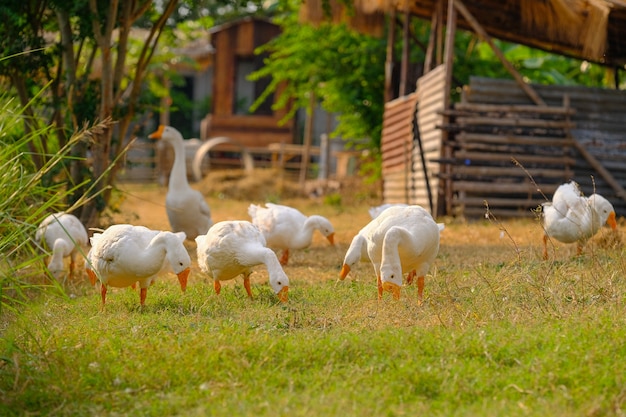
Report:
277,281,282,286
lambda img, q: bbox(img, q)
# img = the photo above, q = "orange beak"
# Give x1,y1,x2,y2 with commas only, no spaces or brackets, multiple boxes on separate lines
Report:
326,232,335,245
339,264,350,280
607,211,617,230
177,267,190,292
382,282,401,300
277,286,289,303
148,125,165,140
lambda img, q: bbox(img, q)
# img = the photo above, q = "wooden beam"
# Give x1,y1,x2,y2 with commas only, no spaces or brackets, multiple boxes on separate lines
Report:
436,0,444,66
400,8,410,96
452,0,547,106
571,140,626,202
384,9,396,103
441,0,457,216
424,1,438,73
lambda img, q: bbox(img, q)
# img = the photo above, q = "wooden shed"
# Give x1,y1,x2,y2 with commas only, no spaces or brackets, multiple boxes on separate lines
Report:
205,17,294,148
300,0,626,218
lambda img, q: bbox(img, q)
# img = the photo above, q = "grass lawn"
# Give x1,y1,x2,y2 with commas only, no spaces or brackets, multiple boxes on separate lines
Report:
2,179,626,416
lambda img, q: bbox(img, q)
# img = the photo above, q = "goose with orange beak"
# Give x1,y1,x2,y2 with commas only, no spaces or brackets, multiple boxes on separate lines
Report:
359,205,441,302
148,125,212,240
196,220,289,302
86,224,190,307
542,181,618,259
248,203,334,265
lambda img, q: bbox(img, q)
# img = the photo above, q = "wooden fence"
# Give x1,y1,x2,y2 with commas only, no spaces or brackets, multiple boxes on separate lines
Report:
380,74,626,218
447,77,626,218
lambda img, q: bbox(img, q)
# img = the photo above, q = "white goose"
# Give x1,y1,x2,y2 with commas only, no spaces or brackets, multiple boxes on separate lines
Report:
36,212,88,278
341,205,441,302
195,220,289,302
85,224,191,307
149,125,212,240
368,203,408,219
542,181,617,259
248,203,335,265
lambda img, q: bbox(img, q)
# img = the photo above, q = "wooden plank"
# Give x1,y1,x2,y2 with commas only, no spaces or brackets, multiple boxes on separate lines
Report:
453,102,576,115
453,196,547,207
457,132,573,147
452,116,575,129
454,165,567,178
455,150,575,165
453,180,558,194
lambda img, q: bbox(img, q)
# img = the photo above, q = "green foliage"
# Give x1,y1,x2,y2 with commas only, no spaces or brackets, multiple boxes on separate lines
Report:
0,93,87,314
249,3,386,151
453,32,612,91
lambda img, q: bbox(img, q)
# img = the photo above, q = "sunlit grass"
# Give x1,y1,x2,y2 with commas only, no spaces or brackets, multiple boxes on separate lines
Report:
2,186,626,416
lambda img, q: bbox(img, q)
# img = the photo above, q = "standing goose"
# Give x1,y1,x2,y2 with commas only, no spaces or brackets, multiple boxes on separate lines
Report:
195,220,289,302
36,212,89,278
85,224,191,307
248,203,335,265
542,181,617,259
149,125,212,240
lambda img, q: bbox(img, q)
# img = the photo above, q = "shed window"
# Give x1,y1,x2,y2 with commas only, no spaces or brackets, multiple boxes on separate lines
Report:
234,55,272,116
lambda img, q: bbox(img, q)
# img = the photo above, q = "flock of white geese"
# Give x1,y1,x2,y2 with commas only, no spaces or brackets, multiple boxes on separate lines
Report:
35,125,618,308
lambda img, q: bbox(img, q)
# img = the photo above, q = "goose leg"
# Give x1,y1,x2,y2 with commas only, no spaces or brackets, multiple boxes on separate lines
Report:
243,274,253,300
279,249,290,265
140,288,148,306
406,270,416,285
542,234,549,260
101,284,107,306
417,276,425,305
214,280,221,295
576,241,583,256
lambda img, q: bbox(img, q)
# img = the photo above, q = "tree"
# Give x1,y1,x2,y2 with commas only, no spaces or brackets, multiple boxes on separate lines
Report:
249,1,386,152
0,0,267,228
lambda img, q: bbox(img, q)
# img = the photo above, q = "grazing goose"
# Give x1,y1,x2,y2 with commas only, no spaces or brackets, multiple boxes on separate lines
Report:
85,224,191,307
248,203,335,265
195,220,289,302
368,203,408,219
542,181,617,259
36,212,88,278
341,205,440,302
149,125,212,240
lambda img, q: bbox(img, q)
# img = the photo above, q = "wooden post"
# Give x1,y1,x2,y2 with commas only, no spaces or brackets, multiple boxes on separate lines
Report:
400,8,410,96
440,0,456,216
385,9,396,103
424,0,439,74
436,0,444,66
299,92,315,188
453,0,546,106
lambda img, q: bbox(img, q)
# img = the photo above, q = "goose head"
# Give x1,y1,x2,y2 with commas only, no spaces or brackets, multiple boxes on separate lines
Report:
380,263,403,300
148,125,184,144
588,194,617,231
340,234,367,280
270,271,290,303
308,215,335,245
159,231,191,292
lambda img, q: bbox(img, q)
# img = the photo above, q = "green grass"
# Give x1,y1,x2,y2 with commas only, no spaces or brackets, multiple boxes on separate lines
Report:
1,195,626,416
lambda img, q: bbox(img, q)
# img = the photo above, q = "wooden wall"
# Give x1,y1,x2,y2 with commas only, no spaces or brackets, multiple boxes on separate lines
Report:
413,65,446,215
380,65,446,215
380,93,416,204
208,18,293,147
